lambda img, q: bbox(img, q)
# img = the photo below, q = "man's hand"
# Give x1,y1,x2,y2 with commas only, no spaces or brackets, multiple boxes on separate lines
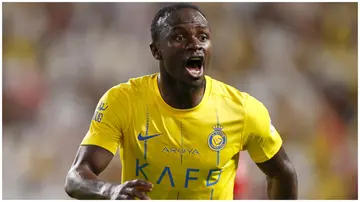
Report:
65,145,154,200
110,179,153,200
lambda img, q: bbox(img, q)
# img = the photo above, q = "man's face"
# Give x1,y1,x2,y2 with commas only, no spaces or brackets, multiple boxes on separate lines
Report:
152,8,212,87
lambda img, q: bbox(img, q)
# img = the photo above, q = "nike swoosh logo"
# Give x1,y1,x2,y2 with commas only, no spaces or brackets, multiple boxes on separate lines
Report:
137,132,161,141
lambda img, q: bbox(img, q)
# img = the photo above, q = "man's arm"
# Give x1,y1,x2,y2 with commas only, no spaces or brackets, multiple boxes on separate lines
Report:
256,146,298,199
64,85,152,199
240,94,298,199
65,145,152,200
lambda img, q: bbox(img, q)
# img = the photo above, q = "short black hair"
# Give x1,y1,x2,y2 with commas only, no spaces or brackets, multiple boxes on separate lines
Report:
150,3,206,42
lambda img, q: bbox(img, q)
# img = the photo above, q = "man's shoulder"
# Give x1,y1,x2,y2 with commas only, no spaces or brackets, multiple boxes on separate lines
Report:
109,73,157,95
208,76,249,101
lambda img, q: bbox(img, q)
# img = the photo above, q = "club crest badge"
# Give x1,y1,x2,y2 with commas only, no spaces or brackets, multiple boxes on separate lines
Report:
208,123,227,151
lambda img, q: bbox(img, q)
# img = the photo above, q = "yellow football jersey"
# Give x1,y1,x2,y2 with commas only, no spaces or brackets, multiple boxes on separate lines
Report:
81,73,282,200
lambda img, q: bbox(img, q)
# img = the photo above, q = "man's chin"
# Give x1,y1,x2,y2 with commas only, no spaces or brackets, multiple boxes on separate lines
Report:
184,76,206,88
164,69,206,88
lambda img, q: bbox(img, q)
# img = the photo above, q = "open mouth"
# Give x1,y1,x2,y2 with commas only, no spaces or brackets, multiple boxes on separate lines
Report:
185,56,204,78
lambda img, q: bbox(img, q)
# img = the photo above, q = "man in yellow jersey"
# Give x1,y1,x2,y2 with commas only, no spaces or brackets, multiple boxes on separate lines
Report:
65,3,297,200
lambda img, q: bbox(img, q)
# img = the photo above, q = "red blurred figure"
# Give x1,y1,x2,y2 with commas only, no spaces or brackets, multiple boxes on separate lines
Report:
234,156,250,199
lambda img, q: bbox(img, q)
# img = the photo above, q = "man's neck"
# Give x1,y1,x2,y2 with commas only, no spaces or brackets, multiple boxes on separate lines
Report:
157,72,206,109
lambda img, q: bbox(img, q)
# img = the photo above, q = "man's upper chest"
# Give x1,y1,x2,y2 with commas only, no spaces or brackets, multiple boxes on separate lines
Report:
123,101,244,168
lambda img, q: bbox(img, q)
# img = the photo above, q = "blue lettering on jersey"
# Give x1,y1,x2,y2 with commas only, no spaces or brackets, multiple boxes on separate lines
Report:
206,169,222,186
97,101,108,111
134,161,223,188
161,146,200,155
156,166,175,187
184,168,199,188
92,111,103,123
136,159,149,180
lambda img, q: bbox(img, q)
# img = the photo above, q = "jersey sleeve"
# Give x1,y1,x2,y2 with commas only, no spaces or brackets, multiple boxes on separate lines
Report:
81,85,130,155
241,94,282,163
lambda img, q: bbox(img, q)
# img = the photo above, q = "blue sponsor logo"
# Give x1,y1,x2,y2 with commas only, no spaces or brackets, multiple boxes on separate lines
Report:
137,132,161,141
135,158,222,188
161,146,200,155
92,101,108,123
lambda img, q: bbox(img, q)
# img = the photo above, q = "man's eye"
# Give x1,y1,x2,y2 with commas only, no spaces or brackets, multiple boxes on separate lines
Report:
198,35,208,42
176,35,185,41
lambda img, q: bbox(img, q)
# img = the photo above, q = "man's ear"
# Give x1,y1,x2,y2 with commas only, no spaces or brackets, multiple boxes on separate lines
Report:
150,42,162,60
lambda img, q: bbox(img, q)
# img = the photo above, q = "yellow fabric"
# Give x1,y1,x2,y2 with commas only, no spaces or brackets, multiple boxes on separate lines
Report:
81,73,282,199
241,95,282,163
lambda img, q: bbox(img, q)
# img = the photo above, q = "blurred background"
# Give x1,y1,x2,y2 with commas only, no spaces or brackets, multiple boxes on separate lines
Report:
2,2,358,199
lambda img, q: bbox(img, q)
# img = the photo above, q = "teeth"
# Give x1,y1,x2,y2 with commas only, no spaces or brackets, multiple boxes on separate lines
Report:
190,57,202,61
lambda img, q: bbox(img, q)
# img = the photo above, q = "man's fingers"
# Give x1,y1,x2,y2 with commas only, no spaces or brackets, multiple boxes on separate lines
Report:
119,179,153,200
123,187,151,200
126,179,153,188
135,185,152,192
118,194,135,200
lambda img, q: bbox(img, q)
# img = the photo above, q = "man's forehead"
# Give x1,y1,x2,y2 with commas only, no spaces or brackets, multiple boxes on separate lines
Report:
158,8,208,29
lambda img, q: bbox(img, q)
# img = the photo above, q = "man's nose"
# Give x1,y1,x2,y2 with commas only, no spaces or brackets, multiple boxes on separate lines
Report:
186,37,204,52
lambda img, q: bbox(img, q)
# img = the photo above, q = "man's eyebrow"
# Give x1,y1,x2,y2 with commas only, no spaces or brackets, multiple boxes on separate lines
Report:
169,26,185,32
195,25,208,29
169,24,209,32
